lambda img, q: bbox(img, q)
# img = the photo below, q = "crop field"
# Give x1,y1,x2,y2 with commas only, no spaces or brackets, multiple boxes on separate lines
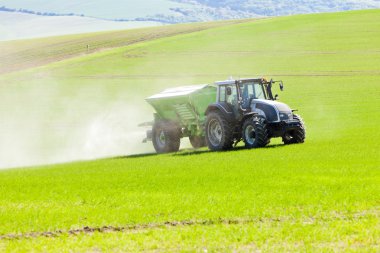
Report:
0,9,379,252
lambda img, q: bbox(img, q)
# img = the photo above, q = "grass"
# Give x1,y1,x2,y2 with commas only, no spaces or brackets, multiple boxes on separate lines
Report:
0,144,379,251
0,9,379,252
3,217,379,252
0,145,379,231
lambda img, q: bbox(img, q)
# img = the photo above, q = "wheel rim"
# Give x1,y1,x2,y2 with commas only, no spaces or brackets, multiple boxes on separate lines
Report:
244,124,256,145
156,130,166,148
208,119,222,146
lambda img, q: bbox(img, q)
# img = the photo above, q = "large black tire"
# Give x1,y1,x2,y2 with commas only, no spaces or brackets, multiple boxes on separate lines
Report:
205,111,233,151
152,121,181,153
282,114,306,144
189,135,206,149
242,116,269,148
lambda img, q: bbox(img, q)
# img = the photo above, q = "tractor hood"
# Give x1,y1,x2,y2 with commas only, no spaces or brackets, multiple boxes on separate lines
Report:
253,99,292,112
251,99,292,122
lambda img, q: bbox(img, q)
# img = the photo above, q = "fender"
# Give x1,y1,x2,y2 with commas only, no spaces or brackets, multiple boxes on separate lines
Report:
205,103,235,123
241,111,259,123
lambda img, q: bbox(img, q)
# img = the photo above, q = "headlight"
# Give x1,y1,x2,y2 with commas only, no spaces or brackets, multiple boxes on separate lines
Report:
279,113,288,120
279,113,293,120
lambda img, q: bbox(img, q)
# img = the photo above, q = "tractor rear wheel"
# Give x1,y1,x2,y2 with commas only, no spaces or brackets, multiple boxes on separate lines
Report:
189,135,206,149
282,114,306,144
242,116,269,148
152,120,181,153
205,111,233,151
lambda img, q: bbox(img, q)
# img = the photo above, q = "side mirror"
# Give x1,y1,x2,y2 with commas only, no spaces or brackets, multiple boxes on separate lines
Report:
274,94,279,100
226,87,232,96
279,81,284,91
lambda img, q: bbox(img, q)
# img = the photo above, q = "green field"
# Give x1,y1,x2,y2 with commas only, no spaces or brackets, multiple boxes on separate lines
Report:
0,9,379,252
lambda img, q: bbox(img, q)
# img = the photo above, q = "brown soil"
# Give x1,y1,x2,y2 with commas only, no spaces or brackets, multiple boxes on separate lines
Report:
1,209,377,240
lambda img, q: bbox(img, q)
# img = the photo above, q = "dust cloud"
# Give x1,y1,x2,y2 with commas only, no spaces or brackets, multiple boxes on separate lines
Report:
0,77,156,169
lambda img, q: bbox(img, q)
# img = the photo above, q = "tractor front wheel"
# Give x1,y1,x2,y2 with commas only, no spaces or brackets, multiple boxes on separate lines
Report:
282,114,306,144
152,121,181,153
242,116,269,148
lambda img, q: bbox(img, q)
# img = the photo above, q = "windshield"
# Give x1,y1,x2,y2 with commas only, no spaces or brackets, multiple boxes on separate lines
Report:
240,82,266,100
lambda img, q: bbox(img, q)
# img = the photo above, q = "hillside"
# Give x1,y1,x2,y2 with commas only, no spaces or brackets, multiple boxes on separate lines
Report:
0,11,161,41
0,9,379,251
1,0,379,40
0,0,192,20
182,0,380,16
1,0,380,23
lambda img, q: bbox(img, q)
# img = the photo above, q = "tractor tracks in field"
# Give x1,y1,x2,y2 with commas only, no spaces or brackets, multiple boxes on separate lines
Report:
73,70,380,80
121,49,380,59
1,209,378,240
125,49,380,57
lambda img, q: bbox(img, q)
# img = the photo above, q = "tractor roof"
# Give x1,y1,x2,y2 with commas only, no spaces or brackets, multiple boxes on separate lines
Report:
215,78,265,86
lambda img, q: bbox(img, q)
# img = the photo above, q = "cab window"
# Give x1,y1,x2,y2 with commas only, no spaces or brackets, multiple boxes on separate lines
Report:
219,86,226,102
226,85,237,105
241,82,266,100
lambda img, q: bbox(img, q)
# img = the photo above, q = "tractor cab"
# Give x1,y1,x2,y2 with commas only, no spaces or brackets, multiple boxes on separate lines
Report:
214,78,284,122
215,78,283,111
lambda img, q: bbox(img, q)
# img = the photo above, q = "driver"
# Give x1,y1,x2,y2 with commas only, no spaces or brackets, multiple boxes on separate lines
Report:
226,86,236,105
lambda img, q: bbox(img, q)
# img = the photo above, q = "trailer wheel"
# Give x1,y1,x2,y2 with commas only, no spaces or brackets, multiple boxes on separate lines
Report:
189,136,206,149
282,114,306,144
205,111,233,151
152,121,181,153
242,116,269,148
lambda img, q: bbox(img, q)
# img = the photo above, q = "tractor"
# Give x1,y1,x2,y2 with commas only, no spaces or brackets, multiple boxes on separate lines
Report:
143,78,305,153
